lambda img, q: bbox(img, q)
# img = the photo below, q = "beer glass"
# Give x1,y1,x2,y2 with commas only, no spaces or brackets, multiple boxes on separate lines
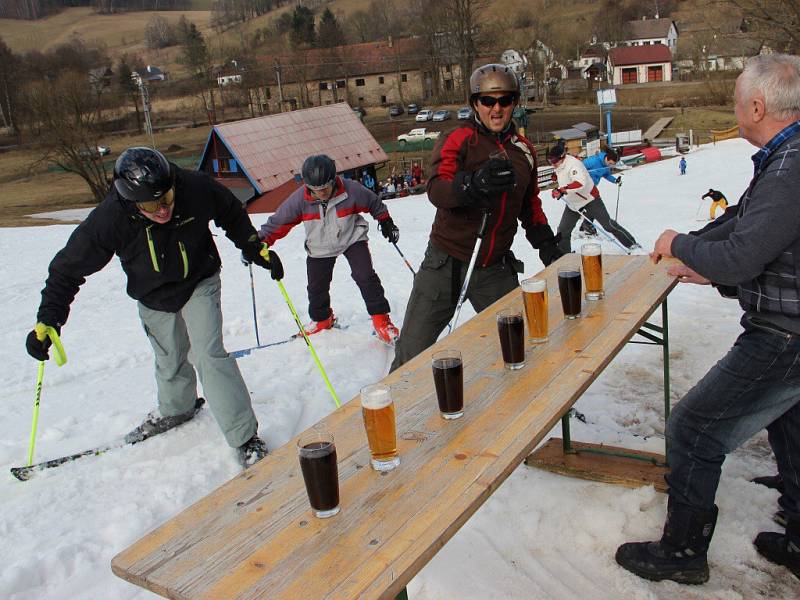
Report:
496,308,525,370
297,430,340,518
557,265,582,319
581,242,604,300
432,349,464,419
360,383,400,471
521,277,548,343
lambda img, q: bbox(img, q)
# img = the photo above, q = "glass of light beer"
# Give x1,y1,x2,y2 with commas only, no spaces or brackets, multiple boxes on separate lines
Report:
297,430,340,518
360,383,400,471
521,277,548,343
581,242,604,300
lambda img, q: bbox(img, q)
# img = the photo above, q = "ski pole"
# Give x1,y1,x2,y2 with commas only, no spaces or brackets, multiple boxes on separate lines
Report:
556,194,630,254
392,242,416,277
248,263,261,346
614,180,621,221
448,209,490,334
260,245,341,408
26,323,66,467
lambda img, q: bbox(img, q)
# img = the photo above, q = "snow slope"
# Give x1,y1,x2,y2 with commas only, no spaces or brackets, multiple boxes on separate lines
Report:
2,138,799,599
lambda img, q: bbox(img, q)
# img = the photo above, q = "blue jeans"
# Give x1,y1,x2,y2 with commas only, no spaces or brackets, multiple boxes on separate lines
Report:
666,315,800,525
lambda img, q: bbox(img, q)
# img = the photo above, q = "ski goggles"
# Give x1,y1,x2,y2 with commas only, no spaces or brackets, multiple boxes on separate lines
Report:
476,94,516,108
136,187,175,213
306,181,334,193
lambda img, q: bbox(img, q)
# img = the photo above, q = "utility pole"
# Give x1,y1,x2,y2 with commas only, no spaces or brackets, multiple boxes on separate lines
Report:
274,59,285,113
137,77,156,149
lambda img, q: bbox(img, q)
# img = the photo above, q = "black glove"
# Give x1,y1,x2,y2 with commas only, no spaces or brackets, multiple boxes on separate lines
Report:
526,224,564,267
378,217,400,244
26,325,56,361
616,176,622,186
455,158,516,208
242,240,284,281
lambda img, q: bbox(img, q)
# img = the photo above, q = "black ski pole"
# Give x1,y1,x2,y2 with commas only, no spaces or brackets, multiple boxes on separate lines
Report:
248,263,261,346
392,242,416,276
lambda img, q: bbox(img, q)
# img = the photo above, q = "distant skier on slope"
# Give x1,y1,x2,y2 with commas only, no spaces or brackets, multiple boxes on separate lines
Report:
701,188,729,220
257,154,401,345
25,147,280,467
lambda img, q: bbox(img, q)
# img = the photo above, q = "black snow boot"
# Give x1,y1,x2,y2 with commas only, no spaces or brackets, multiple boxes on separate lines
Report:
752,474,784,493
616,498,718,584
754,519,800,580
124,398,205,444
238,434,269,468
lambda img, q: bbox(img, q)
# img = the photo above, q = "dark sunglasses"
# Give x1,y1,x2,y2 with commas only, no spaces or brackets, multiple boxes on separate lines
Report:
477,94,516,108
136,188,174,213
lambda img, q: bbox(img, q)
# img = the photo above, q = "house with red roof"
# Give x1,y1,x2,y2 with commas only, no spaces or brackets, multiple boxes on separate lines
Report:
607,45,673,85
197,103,388,212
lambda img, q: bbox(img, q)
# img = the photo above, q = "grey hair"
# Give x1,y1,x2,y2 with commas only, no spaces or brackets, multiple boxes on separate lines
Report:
740,54,800,121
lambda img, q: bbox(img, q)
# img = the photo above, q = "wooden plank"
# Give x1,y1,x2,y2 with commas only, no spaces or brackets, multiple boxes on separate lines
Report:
111,255,678,600
524,438,669,492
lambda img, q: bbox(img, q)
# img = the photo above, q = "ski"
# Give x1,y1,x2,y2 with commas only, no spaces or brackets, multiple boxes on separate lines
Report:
11,399,206,481
230,323,348,359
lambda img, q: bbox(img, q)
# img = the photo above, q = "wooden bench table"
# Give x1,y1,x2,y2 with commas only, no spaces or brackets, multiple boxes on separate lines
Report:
112,255,677,599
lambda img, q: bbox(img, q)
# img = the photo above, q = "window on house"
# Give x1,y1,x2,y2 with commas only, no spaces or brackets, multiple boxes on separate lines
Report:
445,79,454,90
401,73,408,82
378,76,385,84
336,80,345,88
381,95,387,104
358,96,364,103
265,87,271,99
356,78,365,86
319,82,328,90
445,65,452,73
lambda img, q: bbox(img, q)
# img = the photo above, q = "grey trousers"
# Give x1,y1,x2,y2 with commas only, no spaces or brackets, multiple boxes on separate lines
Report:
557,198,637,254
138,273,257,448
390,242,519,371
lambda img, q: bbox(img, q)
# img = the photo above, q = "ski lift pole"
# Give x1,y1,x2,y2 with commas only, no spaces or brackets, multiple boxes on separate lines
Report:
392,242,416,277
248,264,261,346
260,245,341,409
26,324,67,467
447,209,490,334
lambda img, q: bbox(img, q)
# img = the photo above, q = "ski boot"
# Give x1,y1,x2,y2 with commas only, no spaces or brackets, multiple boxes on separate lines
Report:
372,314,399,346
752,474,784,493
302,310,337,336
615,498,718,584
238,434,269,468
124,397,205,444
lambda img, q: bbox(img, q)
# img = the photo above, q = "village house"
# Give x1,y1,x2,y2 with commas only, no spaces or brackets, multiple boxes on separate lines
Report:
607,45,673,85
621,17,678,51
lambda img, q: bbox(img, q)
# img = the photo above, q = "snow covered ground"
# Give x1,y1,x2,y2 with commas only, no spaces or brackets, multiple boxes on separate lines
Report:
2,138,799,599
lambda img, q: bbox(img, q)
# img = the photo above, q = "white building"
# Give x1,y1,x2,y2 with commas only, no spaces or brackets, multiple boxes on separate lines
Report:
622,17,678,51
607,45,673,85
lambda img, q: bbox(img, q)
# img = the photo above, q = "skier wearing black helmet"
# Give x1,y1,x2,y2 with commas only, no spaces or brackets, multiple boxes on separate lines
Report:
25,146,282,468
257,154,401,345
390,63,563,371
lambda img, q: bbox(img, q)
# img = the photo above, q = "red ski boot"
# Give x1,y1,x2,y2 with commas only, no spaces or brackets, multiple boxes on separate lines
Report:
371,314,399,346
302,311,336,336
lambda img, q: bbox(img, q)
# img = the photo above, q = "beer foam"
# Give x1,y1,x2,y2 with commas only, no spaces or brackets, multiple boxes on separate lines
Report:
361,384,392,409
521,278,546,293
581,243,601,256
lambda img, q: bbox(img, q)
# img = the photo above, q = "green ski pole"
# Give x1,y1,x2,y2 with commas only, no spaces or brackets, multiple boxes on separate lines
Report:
260,245,341,409
26,323,67,466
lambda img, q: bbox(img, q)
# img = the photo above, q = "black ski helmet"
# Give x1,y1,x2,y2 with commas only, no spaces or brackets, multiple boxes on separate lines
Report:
113,147,174,203
546,141,566,163
604,146,620,162
301,154,337,189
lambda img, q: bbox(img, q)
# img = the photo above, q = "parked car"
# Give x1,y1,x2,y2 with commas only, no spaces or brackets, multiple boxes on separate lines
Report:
415,109,434,122
388,105,404,117
396,128,441,146
352,106,367,119
457,106,473,120
407,103,420,115
432,110,451,122
79,145,111,158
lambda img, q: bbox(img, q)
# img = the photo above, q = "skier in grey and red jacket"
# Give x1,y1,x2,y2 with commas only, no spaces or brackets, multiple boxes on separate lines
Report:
390,63,563,371
258,154,401,345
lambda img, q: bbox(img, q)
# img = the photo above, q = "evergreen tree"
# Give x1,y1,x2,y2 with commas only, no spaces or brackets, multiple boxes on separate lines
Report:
317,8,345,48
290,5,315,48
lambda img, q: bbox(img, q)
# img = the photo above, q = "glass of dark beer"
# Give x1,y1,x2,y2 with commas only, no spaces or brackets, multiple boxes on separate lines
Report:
496,308,525,370
360,383,400,471
521,277,548,343
557,265,582,319
297,430,340,518
432,349,464,419
581,242,604,300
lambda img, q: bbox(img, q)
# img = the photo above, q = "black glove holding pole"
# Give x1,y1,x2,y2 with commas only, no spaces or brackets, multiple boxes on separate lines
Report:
526,224,564,266
25,323,58,361
455,157,516,208
378,217,400,244
242,237,284,281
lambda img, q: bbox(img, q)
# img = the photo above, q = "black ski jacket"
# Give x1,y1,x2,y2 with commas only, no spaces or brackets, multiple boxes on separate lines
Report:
37,167,258,327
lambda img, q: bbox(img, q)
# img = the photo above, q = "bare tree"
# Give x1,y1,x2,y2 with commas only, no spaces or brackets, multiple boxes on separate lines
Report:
722,0,800,52
145,14,175,49
443,0,489,102
21,72,111,202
